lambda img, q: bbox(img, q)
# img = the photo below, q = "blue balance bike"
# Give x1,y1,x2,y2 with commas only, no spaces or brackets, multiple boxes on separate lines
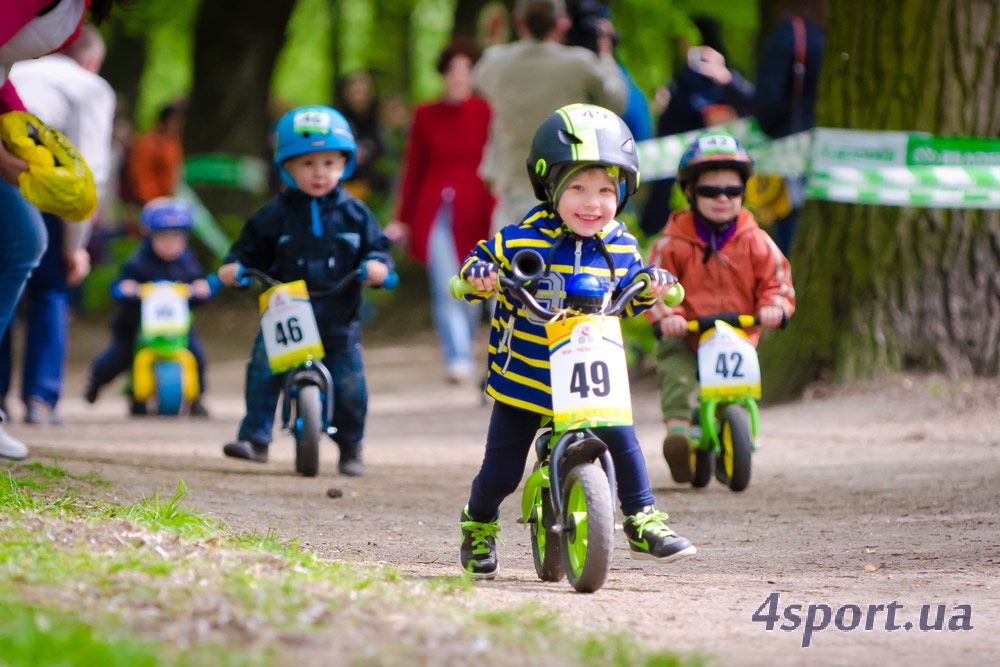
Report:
234,266,397,477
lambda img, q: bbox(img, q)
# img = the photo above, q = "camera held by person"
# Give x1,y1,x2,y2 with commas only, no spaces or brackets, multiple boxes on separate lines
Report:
565,0,618,54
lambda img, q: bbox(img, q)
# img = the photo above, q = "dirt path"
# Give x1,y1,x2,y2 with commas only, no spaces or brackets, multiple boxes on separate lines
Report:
7,337,999,666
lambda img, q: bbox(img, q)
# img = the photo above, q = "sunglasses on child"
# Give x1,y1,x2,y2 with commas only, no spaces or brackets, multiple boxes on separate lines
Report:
694,185,745,199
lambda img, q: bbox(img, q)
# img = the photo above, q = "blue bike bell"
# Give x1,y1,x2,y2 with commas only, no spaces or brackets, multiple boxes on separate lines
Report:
565,273,605,314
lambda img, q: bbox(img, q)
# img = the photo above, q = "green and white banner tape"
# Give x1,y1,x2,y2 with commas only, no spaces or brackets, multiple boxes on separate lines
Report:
637,124,1000,209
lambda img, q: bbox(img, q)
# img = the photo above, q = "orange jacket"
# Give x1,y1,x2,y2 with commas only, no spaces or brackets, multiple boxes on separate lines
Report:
645,208,795,350
126,132,182,204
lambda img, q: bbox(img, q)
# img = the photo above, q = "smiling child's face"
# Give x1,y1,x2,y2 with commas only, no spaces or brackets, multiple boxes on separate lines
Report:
556,167,619,237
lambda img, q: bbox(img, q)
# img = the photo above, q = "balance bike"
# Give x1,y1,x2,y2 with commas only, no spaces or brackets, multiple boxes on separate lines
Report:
451,250,683,592
235,266,397,477
685,313,763,492
125,279,218,416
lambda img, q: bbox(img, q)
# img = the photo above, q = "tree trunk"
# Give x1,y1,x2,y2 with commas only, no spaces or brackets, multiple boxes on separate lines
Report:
184,0,296,217
761,0,1000,401
100,28,146,123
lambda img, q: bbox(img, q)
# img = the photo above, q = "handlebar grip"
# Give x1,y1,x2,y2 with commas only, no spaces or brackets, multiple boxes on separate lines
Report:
382,271,399,290
664,282,685,308
449,275,478,300
234,264,252,287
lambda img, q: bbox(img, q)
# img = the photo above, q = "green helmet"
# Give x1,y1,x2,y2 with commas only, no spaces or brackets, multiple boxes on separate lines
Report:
527,103,640,214
676,130,754,192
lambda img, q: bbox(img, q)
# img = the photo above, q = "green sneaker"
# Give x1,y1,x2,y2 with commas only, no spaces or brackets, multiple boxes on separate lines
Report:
623,506,696,563
459,506,502,579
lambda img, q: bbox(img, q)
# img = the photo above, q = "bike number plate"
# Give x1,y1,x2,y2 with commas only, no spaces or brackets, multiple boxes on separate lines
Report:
140,283,190,339
546,315,632,432
259,281,325,374
697,320,761,399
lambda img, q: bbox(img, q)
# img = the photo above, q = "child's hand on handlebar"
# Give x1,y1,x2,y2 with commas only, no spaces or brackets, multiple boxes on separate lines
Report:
659,314,689,338
191,279,213,299
463,260,499,292
758,306,785,329
362,260,389,286
644,267,677,300
218,262,242,287
117,279,139,298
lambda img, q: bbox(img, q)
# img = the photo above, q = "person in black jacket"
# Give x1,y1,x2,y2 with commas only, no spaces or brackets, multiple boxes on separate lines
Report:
216,105,394,476
753,0,827,255
84,198,212,415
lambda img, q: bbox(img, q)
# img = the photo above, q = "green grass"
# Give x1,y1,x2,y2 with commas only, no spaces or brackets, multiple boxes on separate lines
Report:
0,463,706,667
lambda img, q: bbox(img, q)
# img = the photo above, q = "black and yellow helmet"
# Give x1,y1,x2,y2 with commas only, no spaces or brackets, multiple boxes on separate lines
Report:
527,103,640,214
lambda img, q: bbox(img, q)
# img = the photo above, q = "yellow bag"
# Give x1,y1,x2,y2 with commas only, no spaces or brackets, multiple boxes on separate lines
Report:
744,174,793,227
0,111,97,222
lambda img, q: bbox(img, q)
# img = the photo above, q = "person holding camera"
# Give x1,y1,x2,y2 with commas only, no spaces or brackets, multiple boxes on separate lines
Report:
473,0,626,236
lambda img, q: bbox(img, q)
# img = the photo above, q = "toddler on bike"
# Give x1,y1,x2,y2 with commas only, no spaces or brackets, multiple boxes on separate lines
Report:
646,130,795,483
456,103,697,579
216,105,393,476
84,197,213,416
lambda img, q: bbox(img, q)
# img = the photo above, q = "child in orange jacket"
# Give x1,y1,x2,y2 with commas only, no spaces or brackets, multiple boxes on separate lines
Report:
645,130,795,483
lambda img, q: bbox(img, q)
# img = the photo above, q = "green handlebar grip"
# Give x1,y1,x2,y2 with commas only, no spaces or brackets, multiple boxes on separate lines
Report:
449,275,476,300
664,282,685,308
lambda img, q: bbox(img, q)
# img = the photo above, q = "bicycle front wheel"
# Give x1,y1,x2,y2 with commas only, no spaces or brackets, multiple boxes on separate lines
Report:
560,463,614,593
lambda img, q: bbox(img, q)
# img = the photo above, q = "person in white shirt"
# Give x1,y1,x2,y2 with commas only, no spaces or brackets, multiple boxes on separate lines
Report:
0,24,115,426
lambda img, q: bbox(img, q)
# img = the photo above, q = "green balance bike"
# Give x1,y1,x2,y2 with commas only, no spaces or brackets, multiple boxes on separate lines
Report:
451,250,683,592
683,313,767,492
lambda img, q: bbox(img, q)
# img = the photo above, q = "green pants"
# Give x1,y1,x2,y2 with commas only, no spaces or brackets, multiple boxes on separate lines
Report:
653,335,698,423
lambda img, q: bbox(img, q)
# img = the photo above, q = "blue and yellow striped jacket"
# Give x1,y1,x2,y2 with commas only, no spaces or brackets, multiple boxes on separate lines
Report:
461,204,656,416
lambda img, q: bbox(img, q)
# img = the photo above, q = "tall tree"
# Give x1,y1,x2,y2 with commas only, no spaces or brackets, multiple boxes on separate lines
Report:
762,0,1000,400
184,0,296,215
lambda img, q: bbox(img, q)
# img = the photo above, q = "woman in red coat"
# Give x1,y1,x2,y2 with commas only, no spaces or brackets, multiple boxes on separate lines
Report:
387,38,495,383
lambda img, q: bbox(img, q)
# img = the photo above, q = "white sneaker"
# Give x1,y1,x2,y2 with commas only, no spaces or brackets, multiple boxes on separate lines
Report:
0,424,28,460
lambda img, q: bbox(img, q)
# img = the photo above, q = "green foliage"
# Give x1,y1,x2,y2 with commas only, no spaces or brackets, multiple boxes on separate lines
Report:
271,0,333,107
114,480,215,539
0,600,163,667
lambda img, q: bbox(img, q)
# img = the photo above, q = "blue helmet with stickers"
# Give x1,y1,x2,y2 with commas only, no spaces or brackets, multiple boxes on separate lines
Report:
565,273,606,313
140,197,194,232
273,105,357,189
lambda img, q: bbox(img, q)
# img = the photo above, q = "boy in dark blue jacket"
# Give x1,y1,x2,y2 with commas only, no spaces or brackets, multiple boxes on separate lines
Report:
217,105,393,476
84,198,213,415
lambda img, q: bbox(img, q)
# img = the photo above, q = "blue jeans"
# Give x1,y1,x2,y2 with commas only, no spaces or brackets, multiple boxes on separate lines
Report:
0,182,47,339
0,214,67,408
237,327,367,452
466,401,657,520
427,202,479,373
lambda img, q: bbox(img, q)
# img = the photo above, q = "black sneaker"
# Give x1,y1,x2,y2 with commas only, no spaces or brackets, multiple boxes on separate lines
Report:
189,399,210,418
459,506,501,579
84,375,99,404
129,399,148,416
338,445,365,477
623,506,696,563
223,440,269,463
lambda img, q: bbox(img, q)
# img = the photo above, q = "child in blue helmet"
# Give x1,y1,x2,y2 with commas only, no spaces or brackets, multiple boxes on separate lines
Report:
84,197,214,415
456,104,696,580
217,105,394,476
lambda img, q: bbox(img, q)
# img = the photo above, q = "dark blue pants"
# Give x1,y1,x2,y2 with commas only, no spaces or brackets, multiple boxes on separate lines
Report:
88,329,207,396
236,328,367,452
467,401,657,521
0,213,66,408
